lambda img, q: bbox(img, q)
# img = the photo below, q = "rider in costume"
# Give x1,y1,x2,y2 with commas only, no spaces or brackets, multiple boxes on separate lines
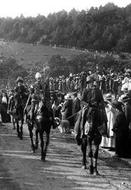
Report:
30,72,43,119
81,77,108,135
29,71,56,128
75,76,108,145
14,76,28,105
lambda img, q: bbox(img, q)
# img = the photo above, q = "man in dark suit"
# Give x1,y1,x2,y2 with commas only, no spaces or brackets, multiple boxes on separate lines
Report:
72,92,81,124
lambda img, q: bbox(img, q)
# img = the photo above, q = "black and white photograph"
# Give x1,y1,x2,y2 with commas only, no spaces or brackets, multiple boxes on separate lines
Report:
0,0,131,189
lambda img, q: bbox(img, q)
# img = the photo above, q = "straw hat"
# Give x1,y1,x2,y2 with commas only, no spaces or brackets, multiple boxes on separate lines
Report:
16,76,23,83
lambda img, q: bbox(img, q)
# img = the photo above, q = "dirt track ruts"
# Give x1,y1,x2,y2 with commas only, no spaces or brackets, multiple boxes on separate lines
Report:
0,122,131,190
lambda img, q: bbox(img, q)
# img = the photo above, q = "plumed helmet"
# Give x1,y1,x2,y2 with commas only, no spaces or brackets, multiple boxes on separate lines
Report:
30,85,34,93
105,93,112,101
104,93,112,102
16,76,24,83
35,72,42,79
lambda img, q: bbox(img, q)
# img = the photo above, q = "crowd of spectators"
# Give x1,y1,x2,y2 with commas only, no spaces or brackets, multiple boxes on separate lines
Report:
0,68,131,158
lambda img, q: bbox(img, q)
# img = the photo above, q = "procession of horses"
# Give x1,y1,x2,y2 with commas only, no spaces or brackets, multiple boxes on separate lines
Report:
0,68,131,175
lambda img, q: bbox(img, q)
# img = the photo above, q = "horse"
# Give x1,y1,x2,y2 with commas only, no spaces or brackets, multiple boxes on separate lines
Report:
26,100,58,161
10,93,27,139
75,105,107,175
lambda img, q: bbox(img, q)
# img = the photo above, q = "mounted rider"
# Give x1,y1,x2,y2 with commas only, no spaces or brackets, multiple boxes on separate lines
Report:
82,76,108,132
28,70,57,128
11,76,28,112
14,76,28,102
75,75,108,145
29,72,43,120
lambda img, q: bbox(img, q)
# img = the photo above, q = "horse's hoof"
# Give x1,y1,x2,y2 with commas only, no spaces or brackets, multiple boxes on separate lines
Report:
41,156,46,161
19,134,23,140
81,165,87,170
32,149,35,153
41,152,46,161
31,146,35,153
89,166,94,175
94,170,100,176
34,144,38,150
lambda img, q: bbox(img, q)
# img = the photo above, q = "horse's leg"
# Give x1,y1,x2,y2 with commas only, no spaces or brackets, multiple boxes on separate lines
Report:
34,129,39,150
39,132,45,161
93,134,102,175
19,119,24,140
88,139,94,174
44,132,50,159
16,120,20,137
13,120,16,130
81,135,87,169
28,124,35,152
12,116,15,130
93,144,100,175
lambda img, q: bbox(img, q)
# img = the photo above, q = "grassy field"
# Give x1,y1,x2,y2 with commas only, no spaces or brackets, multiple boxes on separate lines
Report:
0,40,82,70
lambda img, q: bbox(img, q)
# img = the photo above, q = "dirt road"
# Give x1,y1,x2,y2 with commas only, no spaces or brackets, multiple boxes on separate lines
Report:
0,122,131,190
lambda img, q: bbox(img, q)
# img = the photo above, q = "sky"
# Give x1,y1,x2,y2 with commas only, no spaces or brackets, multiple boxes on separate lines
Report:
0,0,131,18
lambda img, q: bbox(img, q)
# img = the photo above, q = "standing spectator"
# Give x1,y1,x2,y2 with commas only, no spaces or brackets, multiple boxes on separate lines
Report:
61,94,73,128
1,91,10,123
80,72,87,94
100,74,106,94
112,100,129,158
52,92,62,119
101,93,116,149
72,92,81,125
124,90,131,157
112,74,119,98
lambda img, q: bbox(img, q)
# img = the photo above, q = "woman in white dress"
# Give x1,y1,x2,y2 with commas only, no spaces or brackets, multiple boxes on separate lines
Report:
101,93,116,149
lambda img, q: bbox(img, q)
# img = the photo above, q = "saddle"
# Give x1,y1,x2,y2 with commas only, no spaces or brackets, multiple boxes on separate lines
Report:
75,105,108,145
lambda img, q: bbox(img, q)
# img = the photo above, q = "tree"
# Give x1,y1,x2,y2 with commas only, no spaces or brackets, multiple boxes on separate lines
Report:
48,55,69,76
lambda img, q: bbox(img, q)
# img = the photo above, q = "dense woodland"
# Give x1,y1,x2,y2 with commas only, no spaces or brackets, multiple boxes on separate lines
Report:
0,3,131,52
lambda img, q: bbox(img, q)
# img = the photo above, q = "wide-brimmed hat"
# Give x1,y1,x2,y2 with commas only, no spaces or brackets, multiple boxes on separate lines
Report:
35,72,42,80
104,93,112,102
16,76,23,83
126,69,131,73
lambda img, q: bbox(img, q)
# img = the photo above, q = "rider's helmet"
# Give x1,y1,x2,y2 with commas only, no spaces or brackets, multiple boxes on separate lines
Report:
30,85,34,93
35,72,42,80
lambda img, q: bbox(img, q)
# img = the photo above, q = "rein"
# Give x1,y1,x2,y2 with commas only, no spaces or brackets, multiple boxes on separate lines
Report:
63,111,80,120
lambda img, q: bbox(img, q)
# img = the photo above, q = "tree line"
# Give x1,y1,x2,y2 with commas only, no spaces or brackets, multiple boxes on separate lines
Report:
0,56,28,88
0,3,131,52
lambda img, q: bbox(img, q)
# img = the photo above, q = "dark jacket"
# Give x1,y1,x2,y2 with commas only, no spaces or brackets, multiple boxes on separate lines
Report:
113,110,129,135
72,97,81,114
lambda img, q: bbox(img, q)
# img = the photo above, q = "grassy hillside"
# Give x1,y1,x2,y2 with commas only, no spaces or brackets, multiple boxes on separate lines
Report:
0,40,81,70
1,40,131,75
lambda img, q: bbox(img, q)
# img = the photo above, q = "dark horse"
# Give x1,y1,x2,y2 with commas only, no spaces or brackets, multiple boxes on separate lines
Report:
26,100,55,161
76,105,107,175
10,94,26,139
